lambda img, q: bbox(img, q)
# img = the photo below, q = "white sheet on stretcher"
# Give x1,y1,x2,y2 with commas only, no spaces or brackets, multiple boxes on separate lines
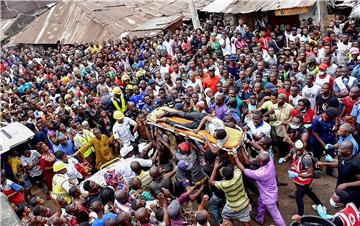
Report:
80,156,153,195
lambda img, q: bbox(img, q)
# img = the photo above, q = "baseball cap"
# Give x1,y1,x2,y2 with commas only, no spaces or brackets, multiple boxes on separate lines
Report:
177,160,193,171
208,65,215,71
325,107,338,119
350,47,359,55
308,56,317,63
319,63,328,71
178,142,190,152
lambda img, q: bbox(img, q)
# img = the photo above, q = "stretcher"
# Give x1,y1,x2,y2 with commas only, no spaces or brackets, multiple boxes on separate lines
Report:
147,107,244,151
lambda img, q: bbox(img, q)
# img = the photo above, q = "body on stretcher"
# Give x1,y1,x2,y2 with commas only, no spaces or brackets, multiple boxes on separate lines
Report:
147,107,244,151
79,143,153,195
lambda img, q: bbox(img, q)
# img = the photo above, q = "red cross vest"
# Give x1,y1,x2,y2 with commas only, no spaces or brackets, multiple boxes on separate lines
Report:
290,153,313,185
334,203,360,226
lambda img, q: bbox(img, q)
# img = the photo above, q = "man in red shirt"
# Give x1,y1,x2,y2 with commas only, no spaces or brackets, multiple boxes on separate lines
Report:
341,86,359,117
259,30,271,51
279,79,291,102
202,66,221,93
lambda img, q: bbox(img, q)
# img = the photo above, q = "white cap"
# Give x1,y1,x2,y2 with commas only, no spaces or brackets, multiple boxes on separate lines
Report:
295,140,304,149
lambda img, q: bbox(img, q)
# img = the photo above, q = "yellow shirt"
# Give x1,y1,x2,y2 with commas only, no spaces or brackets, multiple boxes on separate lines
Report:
80,135,115,169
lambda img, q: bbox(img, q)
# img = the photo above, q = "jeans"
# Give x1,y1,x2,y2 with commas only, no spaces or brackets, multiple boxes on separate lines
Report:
164,111,207,129
256,198,286,226
295,183,322,216
209,193,225,226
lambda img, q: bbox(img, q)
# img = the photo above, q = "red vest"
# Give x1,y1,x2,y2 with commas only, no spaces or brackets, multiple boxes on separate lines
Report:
334,203,360,226
291,153,313,185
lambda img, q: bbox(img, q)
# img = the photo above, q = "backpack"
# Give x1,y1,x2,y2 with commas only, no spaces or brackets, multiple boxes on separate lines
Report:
302,152,322,179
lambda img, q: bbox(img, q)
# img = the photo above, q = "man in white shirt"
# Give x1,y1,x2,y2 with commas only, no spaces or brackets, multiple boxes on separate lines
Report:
337,33,352,65
186,72,203,92
112,110,137,145
20,149,49,194
162,36,174,56
289,86,302,107
245,110,271,139
301,74,321,109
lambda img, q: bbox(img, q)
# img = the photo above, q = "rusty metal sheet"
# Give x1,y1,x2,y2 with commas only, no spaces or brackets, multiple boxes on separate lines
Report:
9,0,200,45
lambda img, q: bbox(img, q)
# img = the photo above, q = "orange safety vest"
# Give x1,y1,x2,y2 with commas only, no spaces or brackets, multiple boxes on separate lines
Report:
291,153,313,186
334,203,360,226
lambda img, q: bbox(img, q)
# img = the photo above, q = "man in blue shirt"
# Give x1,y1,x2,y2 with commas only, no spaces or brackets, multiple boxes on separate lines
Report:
18,78,32,94
310,107,338,176
325,123,359,156
91,201,117,226
57,136,76,156
130,85,145,109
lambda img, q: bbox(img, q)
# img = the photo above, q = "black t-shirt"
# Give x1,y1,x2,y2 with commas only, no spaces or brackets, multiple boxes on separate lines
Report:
337,154,360,187
315,94,339,114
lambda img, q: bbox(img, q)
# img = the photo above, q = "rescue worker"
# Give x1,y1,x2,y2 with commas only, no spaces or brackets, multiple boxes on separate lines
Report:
330,190,360,226
109,86,127,113
279,140,324,216
73,123,95,167
52,161,72,204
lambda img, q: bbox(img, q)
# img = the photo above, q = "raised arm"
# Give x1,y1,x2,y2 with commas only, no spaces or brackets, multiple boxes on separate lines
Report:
194,115,212,133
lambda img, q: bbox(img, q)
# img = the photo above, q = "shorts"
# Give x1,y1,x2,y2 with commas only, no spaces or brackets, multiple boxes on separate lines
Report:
222,203,251,222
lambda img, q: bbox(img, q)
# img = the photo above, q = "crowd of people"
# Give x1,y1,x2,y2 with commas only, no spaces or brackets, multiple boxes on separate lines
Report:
1,14,360,226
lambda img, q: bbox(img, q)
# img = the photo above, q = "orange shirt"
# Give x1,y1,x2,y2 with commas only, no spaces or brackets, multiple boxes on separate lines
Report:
202,75,221,93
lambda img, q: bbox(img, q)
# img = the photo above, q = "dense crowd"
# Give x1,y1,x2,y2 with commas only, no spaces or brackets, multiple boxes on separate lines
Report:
1,14,360,226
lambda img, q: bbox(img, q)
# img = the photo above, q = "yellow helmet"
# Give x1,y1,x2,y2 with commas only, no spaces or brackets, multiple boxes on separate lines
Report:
113,110,124,120
64,94,72,100
113,86,122,95
53,161,66,172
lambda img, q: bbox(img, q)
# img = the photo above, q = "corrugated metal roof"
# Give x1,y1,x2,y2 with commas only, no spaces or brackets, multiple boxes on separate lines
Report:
201,0,317,14
8,0,203,45
134,15,183,31
200,0,235,13
1,0,57,19
261,0,317,11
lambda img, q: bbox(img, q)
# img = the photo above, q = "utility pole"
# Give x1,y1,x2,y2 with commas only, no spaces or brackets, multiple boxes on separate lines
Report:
317,0,328,34
188,0,201,29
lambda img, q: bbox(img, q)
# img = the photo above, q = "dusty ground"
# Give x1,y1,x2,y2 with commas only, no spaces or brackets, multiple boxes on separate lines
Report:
256,162,338,226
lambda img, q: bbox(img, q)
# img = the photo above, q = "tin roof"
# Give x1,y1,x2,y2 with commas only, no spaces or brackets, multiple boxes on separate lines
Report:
1,0,57,19
8,0,204,45
201,0,317,14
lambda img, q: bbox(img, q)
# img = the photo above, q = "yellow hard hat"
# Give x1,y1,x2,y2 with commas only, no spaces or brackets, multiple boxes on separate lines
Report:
121,74,130,82
113,86,122,95
113,110,124,120
53,161,66,172
125,84,133,90
64,94,72,100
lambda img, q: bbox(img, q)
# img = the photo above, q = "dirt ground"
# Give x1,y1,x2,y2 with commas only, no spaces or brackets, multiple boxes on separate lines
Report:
256,162,338,226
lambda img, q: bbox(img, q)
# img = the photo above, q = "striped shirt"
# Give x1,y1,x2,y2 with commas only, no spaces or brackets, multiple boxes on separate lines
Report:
138,170,152,190
215,168,249,211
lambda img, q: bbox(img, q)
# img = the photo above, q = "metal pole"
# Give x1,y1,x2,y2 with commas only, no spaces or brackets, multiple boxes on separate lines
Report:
188,0,201,29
